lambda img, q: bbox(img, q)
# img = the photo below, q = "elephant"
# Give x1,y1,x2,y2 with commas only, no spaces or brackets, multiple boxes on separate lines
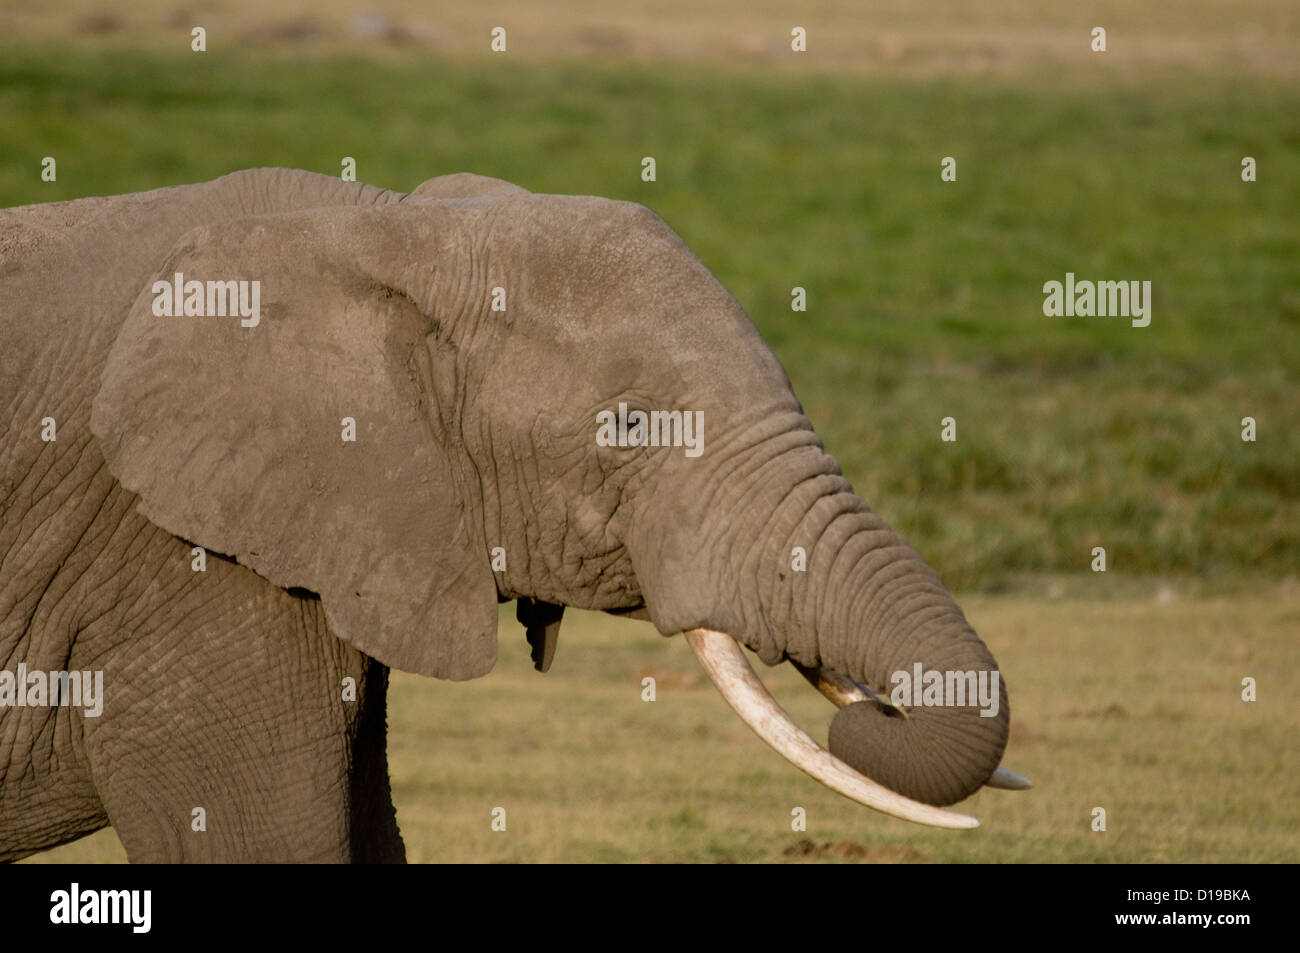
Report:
0,168,1027,862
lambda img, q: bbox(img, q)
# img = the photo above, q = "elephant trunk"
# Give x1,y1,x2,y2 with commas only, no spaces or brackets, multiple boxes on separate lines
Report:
633,419,1012,820
810,513,1010,805
767,491,1010,807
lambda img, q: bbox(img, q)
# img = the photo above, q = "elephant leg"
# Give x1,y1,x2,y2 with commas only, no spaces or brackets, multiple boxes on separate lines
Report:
78,537,405,863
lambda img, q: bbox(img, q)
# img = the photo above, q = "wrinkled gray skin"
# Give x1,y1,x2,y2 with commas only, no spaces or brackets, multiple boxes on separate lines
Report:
0,169,1007,862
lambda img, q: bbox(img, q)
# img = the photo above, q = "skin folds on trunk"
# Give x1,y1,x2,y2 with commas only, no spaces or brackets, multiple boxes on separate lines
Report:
771,486,1011,807
809,513,1009,806
637,430,1010,808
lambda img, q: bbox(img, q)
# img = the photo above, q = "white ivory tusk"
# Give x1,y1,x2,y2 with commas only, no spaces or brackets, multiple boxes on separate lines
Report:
684,628,979,830
792,660,899,712
985,767,1033,790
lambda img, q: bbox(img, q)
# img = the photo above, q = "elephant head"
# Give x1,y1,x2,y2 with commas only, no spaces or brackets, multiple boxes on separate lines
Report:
90,171,1026,830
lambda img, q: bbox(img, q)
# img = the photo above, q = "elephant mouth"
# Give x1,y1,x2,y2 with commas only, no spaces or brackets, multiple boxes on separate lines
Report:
683,628,1030,829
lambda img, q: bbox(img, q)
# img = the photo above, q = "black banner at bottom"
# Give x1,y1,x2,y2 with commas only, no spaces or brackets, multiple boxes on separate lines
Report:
0,862,1276,940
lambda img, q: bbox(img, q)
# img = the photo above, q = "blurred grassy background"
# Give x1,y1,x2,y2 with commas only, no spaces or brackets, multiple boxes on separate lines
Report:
3,49,1296,586
5,1,1297,862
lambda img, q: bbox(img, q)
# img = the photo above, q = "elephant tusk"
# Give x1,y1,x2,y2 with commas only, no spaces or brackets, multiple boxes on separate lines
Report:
793,659,1031,792
791,660,905,716
985,767,1033,790
684,628,979,830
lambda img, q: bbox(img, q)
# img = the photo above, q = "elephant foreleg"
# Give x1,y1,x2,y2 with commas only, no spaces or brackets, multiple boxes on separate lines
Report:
79,540,405,863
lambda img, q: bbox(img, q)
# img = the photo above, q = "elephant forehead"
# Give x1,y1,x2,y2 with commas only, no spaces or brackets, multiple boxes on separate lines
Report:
409,173,531,200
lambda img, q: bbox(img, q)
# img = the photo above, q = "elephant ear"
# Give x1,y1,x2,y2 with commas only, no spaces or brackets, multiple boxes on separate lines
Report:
90,203,501,680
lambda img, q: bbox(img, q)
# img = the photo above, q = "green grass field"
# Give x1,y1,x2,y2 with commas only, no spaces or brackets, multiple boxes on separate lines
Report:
4,5,1297,862
3,48,1295,586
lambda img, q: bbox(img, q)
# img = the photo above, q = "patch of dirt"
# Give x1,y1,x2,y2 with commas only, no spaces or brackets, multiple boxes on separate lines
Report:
76,12,122,33
784,839,930,862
